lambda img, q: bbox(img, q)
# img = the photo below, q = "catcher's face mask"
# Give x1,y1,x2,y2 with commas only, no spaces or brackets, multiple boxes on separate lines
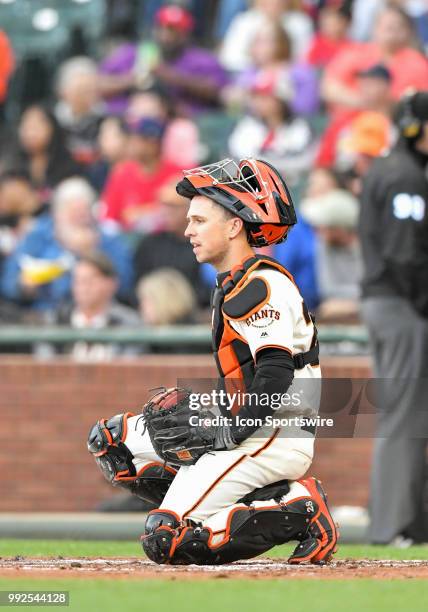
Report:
176,158,297,247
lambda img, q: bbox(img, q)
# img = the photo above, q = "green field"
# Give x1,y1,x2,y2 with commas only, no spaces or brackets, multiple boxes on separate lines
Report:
1,540,427,612
0,577,426,612
1,538,428,560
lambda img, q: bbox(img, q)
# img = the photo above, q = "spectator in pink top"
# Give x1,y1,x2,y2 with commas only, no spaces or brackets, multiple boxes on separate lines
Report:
220,0,314,71
223,20,319,116
306,1,354,70
0,29,14,120
322,5,428,112
100,118,181,233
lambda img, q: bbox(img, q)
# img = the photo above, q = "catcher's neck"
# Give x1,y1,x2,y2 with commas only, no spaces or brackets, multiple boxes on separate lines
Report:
212,242,254,273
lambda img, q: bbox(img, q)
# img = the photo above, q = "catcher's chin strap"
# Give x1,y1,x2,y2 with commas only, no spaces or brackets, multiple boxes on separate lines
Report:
87,413,176,506
141,495,318,566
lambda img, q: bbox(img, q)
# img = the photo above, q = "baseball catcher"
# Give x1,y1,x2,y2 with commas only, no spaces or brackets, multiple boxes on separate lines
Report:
88,158,338,565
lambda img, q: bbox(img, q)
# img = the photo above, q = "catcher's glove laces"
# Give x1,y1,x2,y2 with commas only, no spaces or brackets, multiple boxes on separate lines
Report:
140,386,238,467
135,386,169,433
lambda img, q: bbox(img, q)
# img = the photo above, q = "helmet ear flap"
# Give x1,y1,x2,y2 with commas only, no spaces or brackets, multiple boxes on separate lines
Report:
246,223,290,247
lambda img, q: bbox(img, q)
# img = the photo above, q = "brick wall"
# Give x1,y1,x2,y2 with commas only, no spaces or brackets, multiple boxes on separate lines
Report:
0,355,372,512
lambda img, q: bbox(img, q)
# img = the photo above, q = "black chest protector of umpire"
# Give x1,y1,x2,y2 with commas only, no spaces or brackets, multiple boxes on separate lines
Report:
211,255,319,412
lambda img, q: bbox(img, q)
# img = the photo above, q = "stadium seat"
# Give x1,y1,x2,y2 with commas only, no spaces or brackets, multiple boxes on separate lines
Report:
55,0,106,41
195,112,239,164
0,0,21,32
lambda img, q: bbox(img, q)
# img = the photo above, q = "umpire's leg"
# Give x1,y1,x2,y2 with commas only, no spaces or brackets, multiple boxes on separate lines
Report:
361,297,428,543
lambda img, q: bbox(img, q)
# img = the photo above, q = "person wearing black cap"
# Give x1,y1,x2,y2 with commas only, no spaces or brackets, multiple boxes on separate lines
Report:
359,91,428,545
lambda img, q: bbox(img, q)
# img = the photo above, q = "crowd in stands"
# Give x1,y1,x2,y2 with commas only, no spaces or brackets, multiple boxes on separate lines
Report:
0,0,427,358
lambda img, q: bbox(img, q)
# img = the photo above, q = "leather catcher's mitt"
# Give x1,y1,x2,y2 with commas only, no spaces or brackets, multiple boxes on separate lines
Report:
142,387,217,467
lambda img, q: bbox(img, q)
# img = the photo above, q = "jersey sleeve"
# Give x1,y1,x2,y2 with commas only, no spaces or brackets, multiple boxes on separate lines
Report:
227,270,296,360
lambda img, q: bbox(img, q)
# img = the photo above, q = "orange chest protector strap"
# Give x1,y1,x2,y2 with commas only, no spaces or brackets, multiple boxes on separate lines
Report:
211,255,319,384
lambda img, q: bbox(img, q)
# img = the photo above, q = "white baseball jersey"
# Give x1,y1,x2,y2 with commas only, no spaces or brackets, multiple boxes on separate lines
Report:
229,267,321,417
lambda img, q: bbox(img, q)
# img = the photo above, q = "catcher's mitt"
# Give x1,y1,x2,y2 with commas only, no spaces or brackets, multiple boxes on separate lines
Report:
142,387,219,466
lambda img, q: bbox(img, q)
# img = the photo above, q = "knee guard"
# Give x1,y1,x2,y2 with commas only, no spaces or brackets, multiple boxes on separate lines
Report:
87,413,176,506
141,510,182,564
141,498,318,566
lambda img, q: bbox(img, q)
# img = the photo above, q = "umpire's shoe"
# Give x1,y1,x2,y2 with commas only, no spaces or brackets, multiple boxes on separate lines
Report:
288,477,339,564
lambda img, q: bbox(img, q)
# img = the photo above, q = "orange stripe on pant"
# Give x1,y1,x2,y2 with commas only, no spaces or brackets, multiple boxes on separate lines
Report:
182,429,280,520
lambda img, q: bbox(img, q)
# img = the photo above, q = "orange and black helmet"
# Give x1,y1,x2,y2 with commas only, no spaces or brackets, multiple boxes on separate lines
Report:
176,158,297,247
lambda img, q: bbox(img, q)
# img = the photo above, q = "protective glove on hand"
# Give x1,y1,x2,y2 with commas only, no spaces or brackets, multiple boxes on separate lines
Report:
142,387,237,466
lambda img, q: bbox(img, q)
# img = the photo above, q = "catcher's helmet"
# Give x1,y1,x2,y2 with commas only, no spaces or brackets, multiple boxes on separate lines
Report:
176,158,297,247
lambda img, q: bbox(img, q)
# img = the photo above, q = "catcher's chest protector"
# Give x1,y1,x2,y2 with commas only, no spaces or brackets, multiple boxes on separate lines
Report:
212,255,296,412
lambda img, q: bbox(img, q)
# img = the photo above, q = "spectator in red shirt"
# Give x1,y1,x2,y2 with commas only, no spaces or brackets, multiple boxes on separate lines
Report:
306,1,354,70
100,117,182,232
0,30,14,118
322,6,428,112
317,64,394,167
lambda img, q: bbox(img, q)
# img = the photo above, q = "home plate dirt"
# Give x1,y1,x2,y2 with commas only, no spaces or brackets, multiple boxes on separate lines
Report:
1,557,428,580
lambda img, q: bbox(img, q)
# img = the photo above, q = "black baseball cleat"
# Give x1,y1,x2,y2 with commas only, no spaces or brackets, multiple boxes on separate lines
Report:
288,477,339,565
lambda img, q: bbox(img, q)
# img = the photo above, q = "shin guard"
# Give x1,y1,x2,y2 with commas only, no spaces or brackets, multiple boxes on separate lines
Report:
141,496,317,565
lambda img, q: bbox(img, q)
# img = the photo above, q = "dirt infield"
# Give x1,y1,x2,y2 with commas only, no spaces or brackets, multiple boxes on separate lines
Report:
1,557,428,580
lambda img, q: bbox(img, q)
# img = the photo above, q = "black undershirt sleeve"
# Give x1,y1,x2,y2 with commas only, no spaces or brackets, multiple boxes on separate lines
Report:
229,347,295,444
